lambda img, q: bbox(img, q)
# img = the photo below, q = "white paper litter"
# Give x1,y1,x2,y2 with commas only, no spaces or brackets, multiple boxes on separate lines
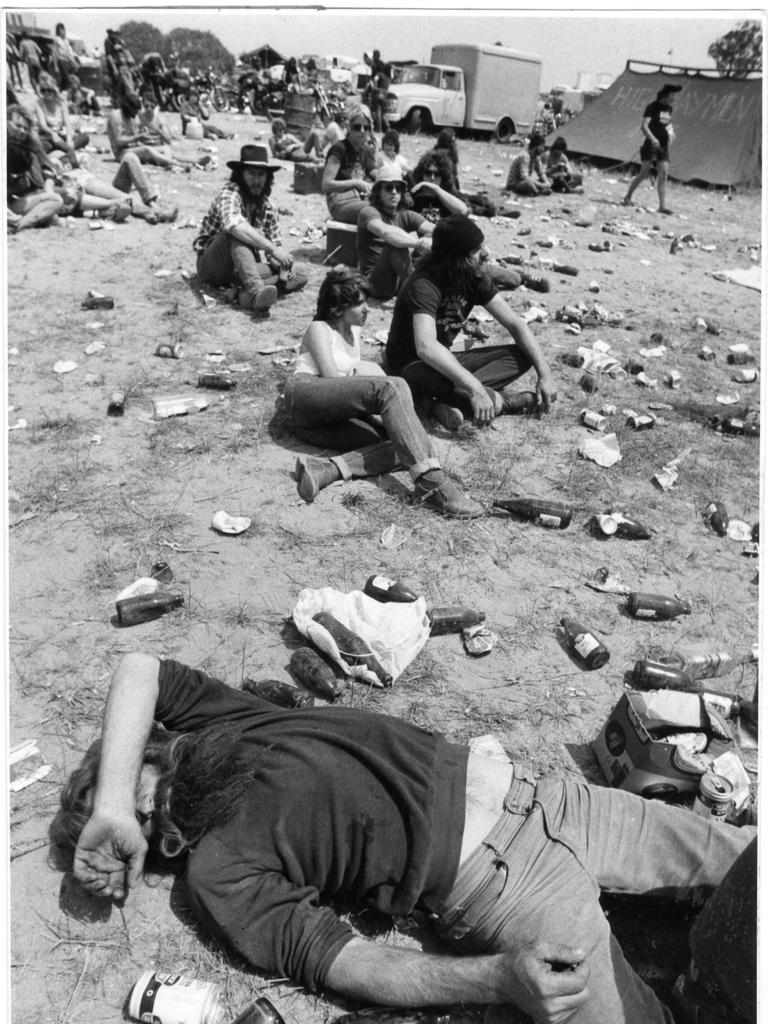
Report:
579,431,622,467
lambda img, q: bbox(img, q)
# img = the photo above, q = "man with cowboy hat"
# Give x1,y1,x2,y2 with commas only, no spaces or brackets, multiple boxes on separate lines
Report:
194,143,308,314
356,166,433,301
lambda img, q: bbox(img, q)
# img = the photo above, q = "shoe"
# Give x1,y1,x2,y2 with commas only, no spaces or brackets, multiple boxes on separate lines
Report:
432,402,464,431
278,275,307,295
295,455,322,502
621,197,634,207
500,389,537,415
412,472,483,519
521,272,551,293
670,971,745,1024
659,207,674,215
106,202,131,223
154,205,179,224
247,285,279,313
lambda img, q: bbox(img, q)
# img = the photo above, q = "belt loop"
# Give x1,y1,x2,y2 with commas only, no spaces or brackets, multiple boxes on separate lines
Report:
503,764,538,816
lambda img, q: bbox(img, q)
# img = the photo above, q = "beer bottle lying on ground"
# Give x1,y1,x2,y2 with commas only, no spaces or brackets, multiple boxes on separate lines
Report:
312,612,393,687
427,607,486,636
560,616,610,669
493,496,573,529
591,511,652,539
115,591,184,626
242,678,314,708
364,575,419,603
626,592,692,620
289,647,341,700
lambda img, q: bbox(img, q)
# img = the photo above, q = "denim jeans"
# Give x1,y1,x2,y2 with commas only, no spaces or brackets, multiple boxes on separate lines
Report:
434,774,756,1024
327,191,368,225
399,345,533,417
366,245,413,300
197,232,309,295
112,151,156,205
286,374,440,480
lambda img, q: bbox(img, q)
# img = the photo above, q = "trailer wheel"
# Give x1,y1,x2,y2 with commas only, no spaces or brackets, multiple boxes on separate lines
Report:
495,117,516,144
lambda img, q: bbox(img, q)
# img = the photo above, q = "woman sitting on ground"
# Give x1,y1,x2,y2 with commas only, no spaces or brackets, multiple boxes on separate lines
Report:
34,72,89,169
289,265,481,518
430,126,497,217
546,137,584,194
321,103,376,225
7,104,64,232
375,129,411,182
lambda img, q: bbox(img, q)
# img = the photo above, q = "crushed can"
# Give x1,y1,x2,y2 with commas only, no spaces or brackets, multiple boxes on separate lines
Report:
156,342,184,359
82,290,114,310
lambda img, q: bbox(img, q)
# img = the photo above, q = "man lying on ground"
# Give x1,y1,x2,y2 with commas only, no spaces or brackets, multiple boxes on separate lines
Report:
193,143,308,315
53,651,755,1024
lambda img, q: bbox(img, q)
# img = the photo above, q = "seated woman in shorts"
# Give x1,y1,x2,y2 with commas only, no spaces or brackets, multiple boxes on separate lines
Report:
287,265,481,518
321,103,376,225
34,71,89,169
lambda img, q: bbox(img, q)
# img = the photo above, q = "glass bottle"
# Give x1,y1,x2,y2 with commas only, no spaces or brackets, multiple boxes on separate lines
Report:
427,607,486,636
626,592,692,620
364,575,418,603
242,678,314,708
560,616,610,669
115,591,184,626
493,496,573,529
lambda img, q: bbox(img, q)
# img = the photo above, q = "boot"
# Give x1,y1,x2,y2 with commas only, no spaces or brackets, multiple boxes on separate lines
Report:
500,388,537,415
239,285,278,313
432,402,464,431
153,204,179,224
412,470,483,519
105,202,132,223
295,455,341,502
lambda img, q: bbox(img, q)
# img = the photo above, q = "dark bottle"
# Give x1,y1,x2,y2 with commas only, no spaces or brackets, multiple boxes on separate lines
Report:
711,416,760,437
631,659,696,691
151,560,173,583
82,291,114,310
427,606,486,636
242,678,314,708
289,647,341,700
231,997,286,1024
726,351,756,365
312,612,393,687
115,591,184,626
624,358,645,375
198,373,236,390
626,592,692,620
364,575,418,603
493,496,573,529
704,501,729,536
602,512,652,539
560,616,610,669
752,522,760,543
552,262,580,276
700,691,744,720
107,390,125,416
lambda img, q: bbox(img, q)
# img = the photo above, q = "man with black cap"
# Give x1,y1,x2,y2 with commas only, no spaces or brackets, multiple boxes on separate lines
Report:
356,166,433,300
385,213,557,431
622,83,682,214
194,143,308,314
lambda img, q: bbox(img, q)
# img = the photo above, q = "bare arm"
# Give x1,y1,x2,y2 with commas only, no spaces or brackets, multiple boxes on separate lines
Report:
326,937,590,1024
226,221,291,268
365,212,422,250
322,154,368,196
640,115,660,149
484,294,557,412
411,182,468,216
413,312,495,425
73,652,161,901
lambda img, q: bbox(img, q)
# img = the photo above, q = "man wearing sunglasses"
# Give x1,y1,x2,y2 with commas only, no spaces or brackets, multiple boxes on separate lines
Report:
356,167,433,301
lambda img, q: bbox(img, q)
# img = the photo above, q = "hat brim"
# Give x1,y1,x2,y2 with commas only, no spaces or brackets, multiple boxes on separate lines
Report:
226,160,282,171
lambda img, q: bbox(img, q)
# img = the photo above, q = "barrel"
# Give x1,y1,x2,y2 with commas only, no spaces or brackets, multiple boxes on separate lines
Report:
283,92,317,140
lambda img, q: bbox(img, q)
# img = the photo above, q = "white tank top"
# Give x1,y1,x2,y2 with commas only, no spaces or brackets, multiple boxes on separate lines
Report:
294,321,361,377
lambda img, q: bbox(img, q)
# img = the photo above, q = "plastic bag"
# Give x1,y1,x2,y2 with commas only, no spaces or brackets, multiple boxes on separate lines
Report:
292,587,430,686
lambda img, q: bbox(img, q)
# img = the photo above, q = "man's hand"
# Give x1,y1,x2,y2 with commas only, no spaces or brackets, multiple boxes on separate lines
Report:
269,248,294,270
413,236,432,258
468,384,497,426
536,373,557,413
73,810,146,901
505,943,590,1024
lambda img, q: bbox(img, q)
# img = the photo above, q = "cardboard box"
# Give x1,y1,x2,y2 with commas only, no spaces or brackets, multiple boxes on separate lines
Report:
293,163,324,195
325,219,358,267
592,692,710,799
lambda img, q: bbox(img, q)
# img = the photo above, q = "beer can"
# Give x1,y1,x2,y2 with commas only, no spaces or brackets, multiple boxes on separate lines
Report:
198,373,236,390
692,773,734,823
128,971,221,1024
698,346,716,362
156,342,184,359
665,370,682,389
107,390,125,417
732,368,758,383
626,413,655,430
581,409,607,431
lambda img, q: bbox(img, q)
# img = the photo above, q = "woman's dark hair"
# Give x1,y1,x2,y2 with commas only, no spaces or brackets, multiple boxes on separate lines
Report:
381,128,400,153
314,265,368,321
271,117,287,134
412,148,457,192
56,22,66,35
417,243,482,296
549,136,568,153
230,166,275,205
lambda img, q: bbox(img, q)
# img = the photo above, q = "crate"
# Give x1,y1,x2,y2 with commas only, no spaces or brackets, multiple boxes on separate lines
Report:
293,163,324,195
325,220,358,267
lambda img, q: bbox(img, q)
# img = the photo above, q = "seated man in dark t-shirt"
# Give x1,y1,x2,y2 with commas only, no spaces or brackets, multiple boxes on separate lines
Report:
356,168,433,300
54,651,755,1024
385,214,558,431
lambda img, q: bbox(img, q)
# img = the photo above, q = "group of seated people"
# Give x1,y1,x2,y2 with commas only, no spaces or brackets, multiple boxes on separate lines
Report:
505,132,584,196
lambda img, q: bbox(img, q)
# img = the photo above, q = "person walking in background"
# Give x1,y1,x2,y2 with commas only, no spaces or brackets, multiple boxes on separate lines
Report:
18,30,43,93
622,83,682,215
51,22,79,90
193,144,308,314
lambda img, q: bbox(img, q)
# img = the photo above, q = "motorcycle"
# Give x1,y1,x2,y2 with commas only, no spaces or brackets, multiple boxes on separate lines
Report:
156,66,192,111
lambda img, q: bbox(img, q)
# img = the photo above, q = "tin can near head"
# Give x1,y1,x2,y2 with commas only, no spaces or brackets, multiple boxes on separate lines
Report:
128,971,221,1024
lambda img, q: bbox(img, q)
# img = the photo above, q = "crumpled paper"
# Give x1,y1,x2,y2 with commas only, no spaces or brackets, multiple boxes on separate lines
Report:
579,432,621,467
292,586,430,686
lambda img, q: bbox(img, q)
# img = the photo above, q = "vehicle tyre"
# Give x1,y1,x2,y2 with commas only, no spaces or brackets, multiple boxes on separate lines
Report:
168,91,182,113
495,116,516,143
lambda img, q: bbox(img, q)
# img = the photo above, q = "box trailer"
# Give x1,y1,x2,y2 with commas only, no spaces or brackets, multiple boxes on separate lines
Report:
386,42,542,141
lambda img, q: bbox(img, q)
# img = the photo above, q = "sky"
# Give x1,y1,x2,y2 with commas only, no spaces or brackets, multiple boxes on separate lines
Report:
5,4,761,91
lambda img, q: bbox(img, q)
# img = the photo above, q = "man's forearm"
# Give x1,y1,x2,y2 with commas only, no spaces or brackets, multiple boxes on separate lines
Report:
94,652,161,816
326,938,508,1005
228,221,275,254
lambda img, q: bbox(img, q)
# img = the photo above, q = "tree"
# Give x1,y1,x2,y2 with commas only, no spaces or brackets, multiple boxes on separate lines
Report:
164,27,234,73
117,20,164,62
707,21,762,77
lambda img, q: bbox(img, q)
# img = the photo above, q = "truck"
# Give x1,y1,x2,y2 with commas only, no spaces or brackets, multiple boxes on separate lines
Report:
385,42,542,142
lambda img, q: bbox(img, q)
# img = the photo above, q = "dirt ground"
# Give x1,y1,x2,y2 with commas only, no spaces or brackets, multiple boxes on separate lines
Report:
5,98,763,1024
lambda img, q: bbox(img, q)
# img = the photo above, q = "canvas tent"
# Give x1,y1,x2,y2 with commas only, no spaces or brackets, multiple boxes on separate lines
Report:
240,44,284,68
559,61,762,187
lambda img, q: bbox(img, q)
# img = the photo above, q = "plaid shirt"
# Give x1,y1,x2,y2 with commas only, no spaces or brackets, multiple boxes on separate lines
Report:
193,181,283,255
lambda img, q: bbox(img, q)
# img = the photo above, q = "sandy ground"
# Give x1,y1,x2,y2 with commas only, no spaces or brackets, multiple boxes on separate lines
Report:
6,99,763,1024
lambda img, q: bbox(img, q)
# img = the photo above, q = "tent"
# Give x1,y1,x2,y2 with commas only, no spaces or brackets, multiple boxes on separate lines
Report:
559,60,762,187
239,44,285,68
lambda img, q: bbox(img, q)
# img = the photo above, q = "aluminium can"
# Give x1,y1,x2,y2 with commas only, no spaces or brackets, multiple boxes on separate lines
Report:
691,773,734,823
128,971,221,1024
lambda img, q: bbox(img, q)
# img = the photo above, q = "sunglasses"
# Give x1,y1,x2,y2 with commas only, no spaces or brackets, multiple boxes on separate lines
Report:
381,183,404,193
349,123,368,132
40,89,56,95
